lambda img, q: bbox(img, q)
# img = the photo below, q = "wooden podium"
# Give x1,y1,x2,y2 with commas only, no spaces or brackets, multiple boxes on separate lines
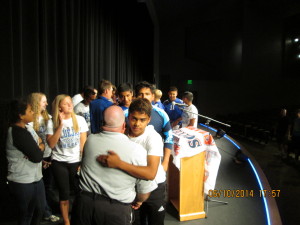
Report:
168,151,206,221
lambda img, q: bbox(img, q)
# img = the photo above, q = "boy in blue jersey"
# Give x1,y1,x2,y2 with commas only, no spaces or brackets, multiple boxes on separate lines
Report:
163,86,183,129
152,89,165,110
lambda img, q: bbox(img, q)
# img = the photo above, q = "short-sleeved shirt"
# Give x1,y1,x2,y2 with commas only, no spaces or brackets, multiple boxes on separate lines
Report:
181,104,198,128
128,125,165,184
28,115,52,158
72,94,84,108
46,115,88,163
90,96,113,134
74,102,91,134
79,131,157,203
149,106,173,150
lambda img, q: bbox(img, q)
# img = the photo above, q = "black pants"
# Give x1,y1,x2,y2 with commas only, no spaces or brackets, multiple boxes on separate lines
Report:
51,160,80,201
134,182,166,225
8,179,45,225
42,157,54,191
71,191,132,225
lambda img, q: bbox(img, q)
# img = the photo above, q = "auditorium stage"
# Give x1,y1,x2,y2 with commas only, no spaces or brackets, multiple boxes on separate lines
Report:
165,124,282,225
0,125,283,225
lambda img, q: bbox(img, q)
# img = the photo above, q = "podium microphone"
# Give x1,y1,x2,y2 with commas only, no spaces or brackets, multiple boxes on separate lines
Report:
171,101,188,107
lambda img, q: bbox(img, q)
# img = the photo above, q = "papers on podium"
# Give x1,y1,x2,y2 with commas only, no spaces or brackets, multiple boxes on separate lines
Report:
172,127,221,194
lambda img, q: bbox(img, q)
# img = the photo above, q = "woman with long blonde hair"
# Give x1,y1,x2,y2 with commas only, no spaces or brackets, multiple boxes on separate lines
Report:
28,93,50,130
46,94,88,225
27,93,52,158
27,92,60,222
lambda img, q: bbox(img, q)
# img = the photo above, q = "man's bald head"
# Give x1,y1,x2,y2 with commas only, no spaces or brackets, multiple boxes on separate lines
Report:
102,105,125,132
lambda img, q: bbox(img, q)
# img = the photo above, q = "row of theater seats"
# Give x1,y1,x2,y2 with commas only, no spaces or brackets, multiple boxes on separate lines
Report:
215,110,279,145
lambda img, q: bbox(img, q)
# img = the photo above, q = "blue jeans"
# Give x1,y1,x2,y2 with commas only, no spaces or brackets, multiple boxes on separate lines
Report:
8,179,45,225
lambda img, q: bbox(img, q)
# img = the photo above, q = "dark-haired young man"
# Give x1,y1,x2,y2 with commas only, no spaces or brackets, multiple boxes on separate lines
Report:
117,83,134,113
74,87,97,134
72,85,95,108
163,86,183,129
135,81,173,172
181,91,198,128
98,98,166,225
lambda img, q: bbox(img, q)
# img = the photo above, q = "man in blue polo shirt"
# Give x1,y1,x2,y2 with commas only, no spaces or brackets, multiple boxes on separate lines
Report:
90,80,113,134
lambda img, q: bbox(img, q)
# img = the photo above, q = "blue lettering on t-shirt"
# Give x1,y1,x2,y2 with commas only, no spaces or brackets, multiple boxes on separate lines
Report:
82,112,90,123
59,127,80,149
62,127,79,138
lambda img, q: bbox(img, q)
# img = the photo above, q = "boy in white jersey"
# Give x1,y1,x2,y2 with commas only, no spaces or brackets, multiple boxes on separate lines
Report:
181,91,198,128
98,98,166,225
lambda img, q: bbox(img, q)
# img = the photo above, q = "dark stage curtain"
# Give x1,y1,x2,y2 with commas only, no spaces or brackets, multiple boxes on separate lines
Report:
0,0,153,101
0,0,153,218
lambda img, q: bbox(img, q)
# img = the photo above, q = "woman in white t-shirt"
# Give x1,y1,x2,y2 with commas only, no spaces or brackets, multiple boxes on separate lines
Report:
28,93,52,158
27,92,60,222
46,95,88,225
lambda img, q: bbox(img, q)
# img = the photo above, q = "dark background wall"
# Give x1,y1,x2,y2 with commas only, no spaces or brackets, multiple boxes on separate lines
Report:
2,0,300,123
155,0,300,118
0,0,154,218
0,0,154,103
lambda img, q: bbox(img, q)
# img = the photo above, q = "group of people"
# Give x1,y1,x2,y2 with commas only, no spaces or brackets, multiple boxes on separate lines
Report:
5,80,199,225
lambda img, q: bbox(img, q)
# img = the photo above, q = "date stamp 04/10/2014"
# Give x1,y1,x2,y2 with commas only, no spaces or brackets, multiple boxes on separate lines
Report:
208,189,281,198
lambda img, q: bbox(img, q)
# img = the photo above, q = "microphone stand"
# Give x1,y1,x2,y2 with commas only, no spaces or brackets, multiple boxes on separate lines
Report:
177,105,230,217
176,105,231,129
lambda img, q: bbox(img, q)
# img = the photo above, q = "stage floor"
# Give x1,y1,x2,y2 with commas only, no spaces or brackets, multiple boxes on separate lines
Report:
2,126,298,225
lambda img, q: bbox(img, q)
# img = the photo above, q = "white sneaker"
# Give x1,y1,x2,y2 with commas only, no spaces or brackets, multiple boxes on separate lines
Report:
44,215,60,222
